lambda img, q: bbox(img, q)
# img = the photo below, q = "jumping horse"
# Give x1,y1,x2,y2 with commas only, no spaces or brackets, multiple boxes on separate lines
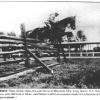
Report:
28,16,76,62
48,16,76,62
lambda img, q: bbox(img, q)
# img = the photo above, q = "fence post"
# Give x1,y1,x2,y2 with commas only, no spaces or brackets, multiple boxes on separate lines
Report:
68,45,70,57
80,45,82,56
20,23,29,67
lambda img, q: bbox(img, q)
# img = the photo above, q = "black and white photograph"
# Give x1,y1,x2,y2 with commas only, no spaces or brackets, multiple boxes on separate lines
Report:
0,1,100,89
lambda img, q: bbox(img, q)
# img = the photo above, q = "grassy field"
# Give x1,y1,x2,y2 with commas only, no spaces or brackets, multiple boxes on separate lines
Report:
0,58,100,89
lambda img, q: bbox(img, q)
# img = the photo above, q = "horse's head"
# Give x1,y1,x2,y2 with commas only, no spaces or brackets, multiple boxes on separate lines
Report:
57,16,76,30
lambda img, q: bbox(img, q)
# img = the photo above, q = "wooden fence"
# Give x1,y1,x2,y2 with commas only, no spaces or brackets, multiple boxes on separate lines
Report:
0,24,100,74
56,42,100,59
1,35,100,63
0,24,55,73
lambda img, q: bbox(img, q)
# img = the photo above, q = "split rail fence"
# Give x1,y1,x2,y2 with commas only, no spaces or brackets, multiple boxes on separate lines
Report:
0,24,56,73
0,24,100,74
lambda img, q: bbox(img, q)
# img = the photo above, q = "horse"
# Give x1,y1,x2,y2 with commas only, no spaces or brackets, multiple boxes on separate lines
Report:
28,16,76,62
48,16,76,61
28,16,76,42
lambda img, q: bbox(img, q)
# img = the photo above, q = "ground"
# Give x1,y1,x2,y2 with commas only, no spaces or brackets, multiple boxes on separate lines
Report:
0,58,100,89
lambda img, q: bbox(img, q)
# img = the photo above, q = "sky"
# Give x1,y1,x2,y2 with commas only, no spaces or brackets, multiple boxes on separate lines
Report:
0,2,100,42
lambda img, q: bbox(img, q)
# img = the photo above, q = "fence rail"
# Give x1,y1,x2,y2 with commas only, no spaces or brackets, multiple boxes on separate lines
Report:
0,59,25,65
0,50,25,55
62,41,100,45
0,35,39,42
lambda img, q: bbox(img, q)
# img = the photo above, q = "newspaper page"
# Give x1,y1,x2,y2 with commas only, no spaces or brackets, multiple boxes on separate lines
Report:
0,0,100,100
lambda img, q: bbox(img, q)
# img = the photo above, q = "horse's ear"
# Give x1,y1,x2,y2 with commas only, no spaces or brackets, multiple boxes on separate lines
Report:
73,16,76,20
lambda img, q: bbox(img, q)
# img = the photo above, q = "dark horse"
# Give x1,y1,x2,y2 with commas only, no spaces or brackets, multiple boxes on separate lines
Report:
28,16,76,62
48,16,76,61
28,16,76,43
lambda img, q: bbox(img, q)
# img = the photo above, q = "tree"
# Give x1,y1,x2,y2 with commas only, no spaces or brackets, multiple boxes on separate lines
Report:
76,30,87,42
0,32,5,35
7,32,16,37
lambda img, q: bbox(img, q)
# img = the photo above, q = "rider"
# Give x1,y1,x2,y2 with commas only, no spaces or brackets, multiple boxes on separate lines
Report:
45,12,59,28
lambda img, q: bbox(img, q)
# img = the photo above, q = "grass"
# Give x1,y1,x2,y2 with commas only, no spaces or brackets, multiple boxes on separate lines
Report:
0,59,100,89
